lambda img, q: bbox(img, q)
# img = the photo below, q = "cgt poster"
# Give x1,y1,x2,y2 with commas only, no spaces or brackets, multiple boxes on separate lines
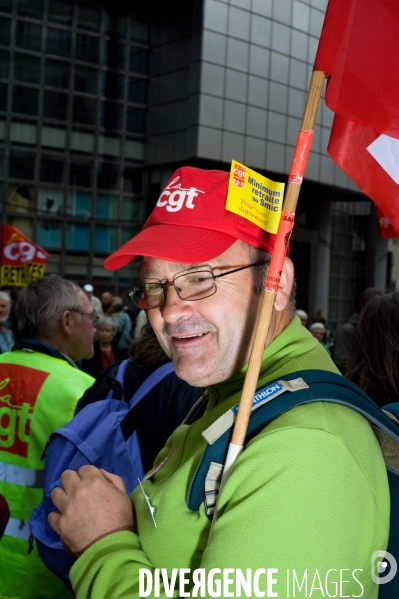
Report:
0,224,49,286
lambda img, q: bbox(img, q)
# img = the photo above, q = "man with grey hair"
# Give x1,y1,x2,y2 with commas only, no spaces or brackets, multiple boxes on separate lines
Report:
0,291,13,353
0,274,96,599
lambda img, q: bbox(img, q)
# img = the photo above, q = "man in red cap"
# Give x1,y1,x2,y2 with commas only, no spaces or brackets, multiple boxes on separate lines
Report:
49,167,388,598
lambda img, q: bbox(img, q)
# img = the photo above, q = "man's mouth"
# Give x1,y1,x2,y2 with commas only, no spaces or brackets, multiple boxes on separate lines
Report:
172,332,208,341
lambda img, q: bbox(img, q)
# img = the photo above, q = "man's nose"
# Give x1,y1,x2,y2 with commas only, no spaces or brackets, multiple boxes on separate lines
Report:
160,284,193,322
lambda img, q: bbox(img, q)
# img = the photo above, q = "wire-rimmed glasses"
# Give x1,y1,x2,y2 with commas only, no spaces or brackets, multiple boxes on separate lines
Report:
128,261,268,310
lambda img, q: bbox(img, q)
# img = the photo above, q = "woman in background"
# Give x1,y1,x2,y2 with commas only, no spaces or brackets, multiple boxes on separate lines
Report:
309,322,331,355
82,316,118,378
346,292,399,407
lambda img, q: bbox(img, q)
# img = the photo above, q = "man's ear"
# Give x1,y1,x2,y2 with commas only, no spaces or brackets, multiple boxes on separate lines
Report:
274,257,294,312
60,310,73,335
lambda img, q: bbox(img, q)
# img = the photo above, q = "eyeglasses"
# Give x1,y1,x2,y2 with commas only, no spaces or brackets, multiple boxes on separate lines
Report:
129,261,269,310
70,309,99,325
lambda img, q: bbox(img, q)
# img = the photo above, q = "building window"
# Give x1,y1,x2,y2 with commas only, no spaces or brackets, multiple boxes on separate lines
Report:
47,26,71,57
76,33,99,64
128,76,147,104
77,3,101,33
48,0,73,27
37,187,64,214
43,90,69,121
37,220,62,248
9,150,35,179
75,65,98,94
69,160,92,187
40,156,64,184
73,96,97,125
14,53,41,83
95,193,118,220
66,190,92,217
97,162,119,190
13,85,39,116
66,222,90,250
16,21,42,52
17,0,44,20
45,59,70,89
93,224,117,252
0,17,11,46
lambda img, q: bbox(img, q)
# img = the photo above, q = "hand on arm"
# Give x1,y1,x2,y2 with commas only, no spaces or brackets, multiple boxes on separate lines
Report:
48,465,134,557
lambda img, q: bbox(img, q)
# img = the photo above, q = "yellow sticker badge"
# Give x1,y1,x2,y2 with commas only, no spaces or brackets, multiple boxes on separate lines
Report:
226,161,285,234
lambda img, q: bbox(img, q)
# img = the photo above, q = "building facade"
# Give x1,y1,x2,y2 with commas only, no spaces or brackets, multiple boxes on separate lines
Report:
0,0,389,329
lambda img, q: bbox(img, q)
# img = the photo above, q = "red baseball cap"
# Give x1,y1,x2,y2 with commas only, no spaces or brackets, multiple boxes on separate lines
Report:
104,166,277,270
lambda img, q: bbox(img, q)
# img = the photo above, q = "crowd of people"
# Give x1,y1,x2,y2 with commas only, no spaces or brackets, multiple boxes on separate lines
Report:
0,165,397,599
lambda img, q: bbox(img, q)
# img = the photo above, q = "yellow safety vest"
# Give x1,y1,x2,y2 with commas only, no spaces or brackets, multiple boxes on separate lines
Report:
0,349,94,599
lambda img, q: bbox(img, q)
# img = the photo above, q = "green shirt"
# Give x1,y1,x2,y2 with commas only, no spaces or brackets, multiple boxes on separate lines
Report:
71,318,389,598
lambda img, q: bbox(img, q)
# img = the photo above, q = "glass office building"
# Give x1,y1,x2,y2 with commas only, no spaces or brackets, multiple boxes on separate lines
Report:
0,0,387,325
0,0,149,289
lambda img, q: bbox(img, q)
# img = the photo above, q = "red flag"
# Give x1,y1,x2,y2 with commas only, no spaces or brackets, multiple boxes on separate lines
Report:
314,0,399,232
0,224,48,286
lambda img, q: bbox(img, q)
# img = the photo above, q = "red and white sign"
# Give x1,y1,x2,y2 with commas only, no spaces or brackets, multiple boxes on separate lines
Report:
0,225,48,286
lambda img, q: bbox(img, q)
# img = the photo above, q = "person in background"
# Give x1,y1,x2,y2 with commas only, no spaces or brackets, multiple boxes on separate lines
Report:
100,291,113,315
133,308,147,339
83,284,102,316
346,292,399,407
82,315,118,378
0,291,14,353
1,286,20,340
294,308,308,327
332,287,383,374
0,274,95,599
110,296,132,358
313,309,331,347
309,321,331,355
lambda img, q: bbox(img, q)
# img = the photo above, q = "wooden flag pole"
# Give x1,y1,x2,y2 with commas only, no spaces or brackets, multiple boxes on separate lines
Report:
211,70,326,529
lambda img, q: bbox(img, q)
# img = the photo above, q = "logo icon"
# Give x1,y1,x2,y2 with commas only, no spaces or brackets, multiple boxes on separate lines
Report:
156,176,205,212
232,164,246,189
371,550,397,585
0,364,49,457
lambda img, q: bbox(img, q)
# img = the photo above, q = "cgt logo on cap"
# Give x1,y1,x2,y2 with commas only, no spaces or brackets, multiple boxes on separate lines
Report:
156,176,205,213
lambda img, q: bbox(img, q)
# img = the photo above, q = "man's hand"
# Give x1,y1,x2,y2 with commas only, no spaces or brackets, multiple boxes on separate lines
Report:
48,466,134,557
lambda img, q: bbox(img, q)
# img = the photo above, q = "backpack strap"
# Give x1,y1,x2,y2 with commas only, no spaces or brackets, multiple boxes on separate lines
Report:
187,369,399,514
127,361,175,409
119,361,175,442
105,359,130,399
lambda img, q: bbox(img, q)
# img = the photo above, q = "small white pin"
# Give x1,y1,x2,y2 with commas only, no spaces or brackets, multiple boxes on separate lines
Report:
138,478,157,528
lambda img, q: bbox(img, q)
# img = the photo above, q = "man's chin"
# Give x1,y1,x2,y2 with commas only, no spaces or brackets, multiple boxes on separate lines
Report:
173,359,219,387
